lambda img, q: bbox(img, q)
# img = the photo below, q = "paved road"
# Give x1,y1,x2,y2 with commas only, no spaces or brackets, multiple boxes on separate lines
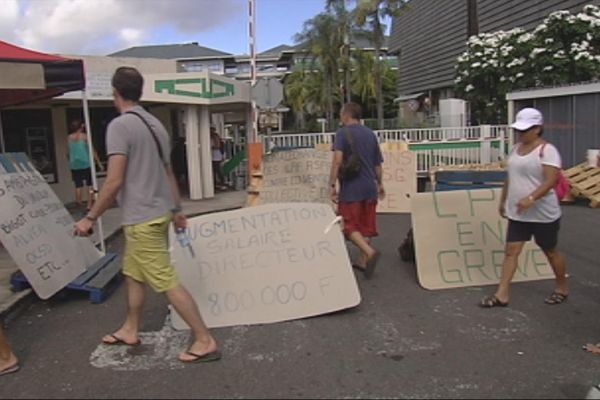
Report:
1,202,599,399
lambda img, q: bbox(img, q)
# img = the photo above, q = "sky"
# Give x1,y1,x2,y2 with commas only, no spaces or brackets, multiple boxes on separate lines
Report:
0,0,331,56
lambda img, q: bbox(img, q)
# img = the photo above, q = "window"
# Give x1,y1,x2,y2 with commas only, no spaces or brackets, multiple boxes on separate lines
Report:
1,109,58,183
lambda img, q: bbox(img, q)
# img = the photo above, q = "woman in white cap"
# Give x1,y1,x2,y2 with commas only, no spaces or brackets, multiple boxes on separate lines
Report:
480,107,568,307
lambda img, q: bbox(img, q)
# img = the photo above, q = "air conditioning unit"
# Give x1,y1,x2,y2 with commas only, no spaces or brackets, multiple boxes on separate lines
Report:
439,98,467,128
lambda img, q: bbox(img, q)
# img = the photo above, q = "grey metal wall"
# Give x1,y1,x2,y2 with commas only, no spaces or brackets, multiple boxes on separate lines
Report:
479,0,596,32
390,0,600,95
389,0,467,95
515,94,600,167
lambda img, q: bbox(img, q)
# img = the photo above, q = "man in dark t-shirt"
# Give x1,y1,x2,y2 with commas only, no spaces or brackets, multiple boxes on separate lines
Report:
329,103,385,279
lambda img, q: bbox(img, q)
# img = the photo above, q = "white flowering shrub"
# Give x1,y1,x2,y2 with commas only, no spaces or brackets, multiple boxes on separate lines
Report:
455,4,600,124
455,29,534,123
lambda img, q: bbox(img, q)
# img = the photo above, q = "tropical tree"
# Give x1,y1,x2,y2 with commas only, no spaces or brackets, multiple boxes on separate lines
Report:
354,0,408,129
295,12,345,130
284,69,309,131
352,49,398,119
327,0,353,104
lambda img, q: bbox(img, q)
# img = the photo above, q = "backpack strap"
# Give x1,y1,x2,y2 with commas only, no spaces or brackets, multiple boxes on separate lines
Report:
343,126,369,169
125,110,166,164
538,140,548,158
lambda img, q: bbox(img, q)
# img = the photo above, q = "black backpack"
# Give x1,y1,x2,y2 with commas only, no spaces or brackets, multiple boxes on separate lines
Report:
398,228,415,262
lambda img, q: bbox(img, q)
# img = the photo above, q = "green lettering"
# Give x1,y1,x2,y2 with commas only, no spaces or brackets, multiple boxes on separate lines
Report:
437,250,463,284
456,222,475,246
464,249,492,281
432,192,457,218
482,220,504,245
467,189,496,217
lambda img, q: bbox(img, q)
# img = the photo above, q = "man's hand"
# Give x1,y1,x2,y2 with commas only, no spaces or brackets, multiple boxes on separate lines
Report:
74,218,94,237
172,211,187,231
330,186,338,204
377,183,386,201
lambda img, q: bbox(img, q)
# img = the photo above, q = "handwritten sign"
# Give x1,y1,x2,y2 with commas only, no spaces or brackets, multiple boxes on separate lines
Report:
411,189,553,290
377,150,416,213
258,149,332,204
0,161,101,299
169,203,361,329
258,148,416,213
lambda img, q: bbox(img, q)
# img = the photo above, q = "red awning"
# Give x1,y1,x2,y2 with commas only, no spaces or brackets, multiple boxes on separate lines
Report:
0,40,85,108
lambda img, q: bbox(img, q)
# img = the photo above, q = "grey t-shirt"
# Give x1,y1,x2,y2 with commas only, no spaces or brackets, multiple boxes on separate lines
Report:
106,105,174,225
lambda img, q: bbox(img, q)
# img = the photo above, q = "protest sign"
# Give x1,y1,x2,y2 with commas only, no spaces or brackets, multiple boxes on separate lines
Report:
257,147,416,213
170,203,361,329
0,156,101,299
258,149,332,204
411,189,553,290
377,150,416,213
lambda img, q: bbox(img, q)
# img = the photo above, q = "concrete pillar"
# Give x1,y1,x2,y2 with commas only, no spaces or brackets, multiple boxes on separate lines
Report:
507,100,515,153
199,105,214,198
185,105,203,200
479,124,492,164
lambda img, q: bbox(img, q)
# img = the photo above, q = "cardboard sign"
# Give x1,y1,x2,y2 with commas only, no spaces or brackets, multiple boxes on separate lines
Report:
170,203,361,329
258,148,416,213
377,150,416,213
0,168,101,299
411,189,553,290
258,149,332,204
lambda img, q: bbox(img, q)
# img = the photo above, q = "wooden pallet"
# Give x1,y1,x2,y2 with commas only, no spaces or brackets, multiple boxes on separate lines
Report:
563,163,600,208
11,253,121,303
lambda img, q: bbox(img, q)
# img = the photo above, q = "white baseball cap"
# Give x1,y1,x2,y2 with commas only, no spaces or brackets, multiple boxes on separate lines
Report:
511,108,543,131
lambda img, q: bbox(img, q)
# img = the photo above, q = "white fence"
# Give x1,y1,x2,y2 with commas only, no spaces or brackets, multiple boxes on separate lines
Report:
263,125,510,175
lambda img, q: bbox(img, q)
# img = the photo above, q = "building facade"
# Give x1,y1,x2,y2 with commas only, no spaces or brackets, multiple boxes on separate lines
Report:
1,54,251,203
389,0,600,100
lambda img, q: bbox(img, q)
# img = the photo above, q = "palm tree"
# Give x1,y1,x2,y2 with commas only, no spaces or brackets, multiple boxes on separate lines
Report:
327,0,353,104
284,69,309,131
352,49,398,119
354,0,408,129
295,12,344,130
351,50,376,110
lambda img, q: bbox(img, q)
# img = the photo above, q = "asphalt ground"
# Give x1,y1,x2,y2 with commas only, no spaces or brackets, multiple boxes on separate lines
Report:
1,201,599,399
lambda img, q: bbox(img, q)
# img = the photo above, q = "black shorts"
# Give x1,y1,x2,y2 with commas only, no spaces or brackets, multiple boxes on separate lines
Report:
71,168,92,188
506,218,560,250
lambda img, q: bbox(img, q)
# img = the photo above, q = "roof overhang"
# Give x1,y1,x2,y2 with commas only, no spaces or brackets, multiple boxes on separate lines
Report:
506,82,600,101
394,92,424,102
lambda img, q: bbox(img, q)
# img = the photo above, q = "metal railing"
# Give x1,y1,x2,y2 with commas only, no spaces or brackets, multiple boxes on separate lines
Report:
263,125,510,175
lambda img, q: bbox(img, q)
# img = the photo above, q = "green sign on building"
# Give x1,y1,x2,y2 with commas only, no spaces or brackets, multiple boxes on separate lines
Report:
155,78,235,99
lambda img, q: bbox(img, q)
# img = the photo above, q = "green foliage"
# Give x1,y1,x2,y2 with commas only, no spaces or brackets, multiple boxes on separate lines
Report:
455,5,600,124
283,0,402,132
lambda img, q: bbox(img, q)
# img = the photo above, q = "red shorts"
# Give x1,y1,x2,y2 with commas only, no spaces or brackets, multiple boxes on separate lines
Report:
338,200,378,238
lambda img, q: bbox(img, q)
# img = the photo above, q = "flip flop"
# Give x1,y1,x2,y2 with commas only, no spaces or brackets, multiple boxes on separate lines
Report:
545,291,568,305
364,251,380,279
101,334,141,347
583,343,600,355
180,350,222,363
0,363,20,377
352,264,366,271
479,295,509,308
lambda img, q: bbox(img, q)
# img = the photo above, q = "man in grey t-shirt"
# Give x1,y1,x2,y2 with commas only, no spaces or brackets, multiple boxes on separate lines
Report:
74,67,220,363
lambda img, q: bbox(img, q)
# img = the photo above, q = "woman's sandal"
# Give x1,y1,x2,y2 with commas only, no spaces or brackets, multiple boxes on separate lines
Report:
544,291,568,305
479,295,509,308
583,343,600,355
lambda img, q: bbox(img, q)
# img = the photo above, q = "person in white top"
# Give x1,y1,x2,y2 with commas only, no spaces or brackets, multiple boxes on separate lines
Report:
480,108,568,308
